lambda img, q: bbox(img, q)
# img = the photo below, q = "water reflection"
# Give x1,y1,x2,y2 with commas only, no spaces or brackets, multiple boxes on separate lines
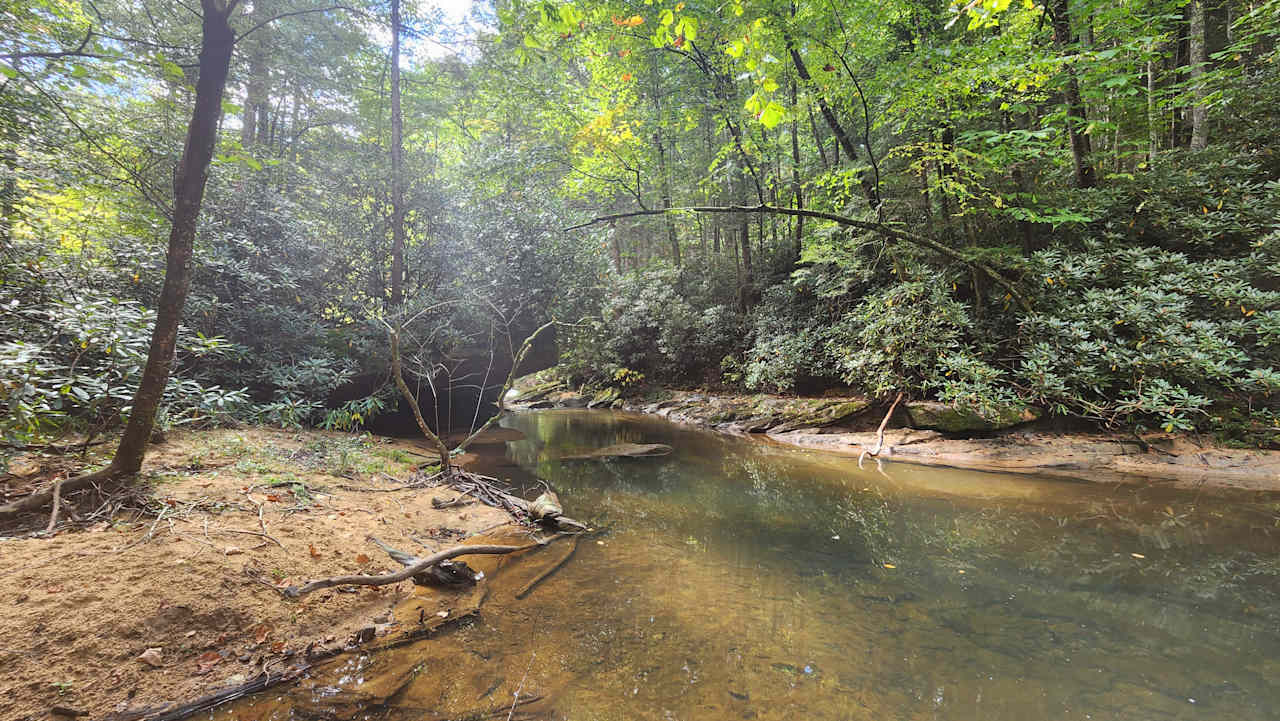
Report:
218,409,1280,721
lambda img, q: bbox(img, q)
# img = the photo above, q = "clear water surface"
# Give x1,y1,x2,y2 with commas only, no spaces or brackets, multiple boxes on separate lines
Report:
218,409,1280,721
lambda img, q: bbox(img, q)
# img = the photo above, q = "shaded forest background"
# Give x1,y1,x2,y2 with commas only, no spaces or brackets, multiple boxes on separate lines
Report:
3,0,1278,456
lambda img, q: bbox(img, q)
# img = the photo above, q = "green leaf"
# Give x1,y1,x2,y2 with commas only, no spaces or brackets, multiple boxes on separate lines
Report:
660,9,674,26
758,100,785,128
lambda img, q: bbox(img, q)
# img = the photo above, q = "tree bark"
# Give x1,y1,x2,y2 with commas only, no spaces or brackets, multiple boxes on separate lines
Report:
786,41,879,209
389,0,406,307
1048,0,1098,188
655,132,680,266
1189,0,1209,150
111,0,240,474
789,75,804,259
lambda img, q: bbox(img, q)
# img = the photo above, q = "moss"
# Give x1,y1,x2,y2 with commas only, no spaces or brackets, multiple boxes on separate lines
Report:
906,401,1040,432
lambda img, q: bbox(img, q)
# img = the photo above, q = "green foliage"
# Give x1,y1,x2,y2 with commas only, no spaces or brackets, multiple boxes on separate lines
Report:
1,240,246,445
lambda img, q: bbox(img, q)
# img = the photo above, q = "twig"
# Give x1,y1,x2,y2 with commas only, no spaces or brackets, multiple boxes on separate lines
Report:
507,653,535,721
145,507,169,542
45,477,65,533
515,535,578,599
213,528,284,548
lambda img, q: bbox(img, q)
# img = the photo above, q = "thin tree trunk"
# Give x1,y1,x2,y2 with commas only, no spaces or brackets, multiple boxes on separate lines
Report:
655,133,680,266
1049,0,1098,188
1189,0,1209,150
389,0,406,308
786,39,878,208
1147,53,1160,162
111,0,239,474
807,105,830,170
789,75,804,259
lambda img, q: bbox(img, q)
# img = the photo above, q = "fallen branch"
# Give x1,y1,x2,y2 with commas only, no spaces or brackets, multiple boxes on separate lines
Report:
515,534,578,599
281,542,542,598
565,203,1032,312
859,392,904,467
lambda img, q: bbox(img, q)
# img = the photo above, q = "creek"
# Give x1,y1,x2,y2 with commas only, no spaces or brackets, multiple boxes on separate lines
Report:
216,409,1280,720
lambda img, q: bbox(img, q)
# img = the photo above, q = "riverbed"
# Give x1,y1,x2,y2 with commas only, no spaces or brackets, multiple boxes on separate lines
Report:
217,409,1280,720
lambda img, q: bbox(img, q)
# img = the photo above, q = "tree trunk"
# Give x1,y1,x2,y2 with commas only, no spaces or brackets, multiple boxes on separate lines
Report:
786,40,879,208
789,75,804,260
239,0,264,149
111,0,239,474
1189,0,1209,150
1147,53,1160,162
389,0,406,308
655,133,680,266
1049,0,1098,188
807,105,830,170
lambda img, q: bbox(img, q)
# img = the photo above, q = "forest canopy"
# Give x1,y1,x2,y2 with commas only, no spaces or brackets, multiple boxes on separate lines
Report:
2,0,1279,457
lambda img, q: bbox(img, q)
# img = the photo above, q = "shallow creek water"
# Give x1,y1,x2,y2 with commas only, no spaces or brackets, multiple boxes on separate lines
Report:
218,409,1280,720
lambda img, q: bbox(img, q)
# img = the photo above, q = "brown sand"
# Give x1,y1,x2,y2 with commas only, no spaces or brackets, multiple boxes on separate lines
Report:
0,427,511,721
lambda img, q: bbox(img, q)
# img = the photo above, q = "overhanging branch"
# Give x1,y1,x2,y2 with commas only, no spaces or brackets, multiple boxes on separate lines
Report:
564,204,1032,312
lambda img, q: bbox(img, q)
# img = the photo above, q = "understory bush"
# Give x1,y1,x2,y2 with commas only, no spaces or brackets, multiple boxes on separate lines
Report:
1,240,247,445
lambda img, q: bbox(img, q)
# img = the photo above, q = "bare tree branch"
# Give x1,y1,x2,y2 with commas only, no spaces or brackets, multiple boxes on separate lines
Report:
565,204,1032,312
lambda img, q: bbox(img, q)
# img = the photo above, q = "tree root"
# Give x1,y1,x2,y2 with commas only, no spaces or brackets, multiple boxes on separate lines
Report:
0,466,122,519
859,392,904,468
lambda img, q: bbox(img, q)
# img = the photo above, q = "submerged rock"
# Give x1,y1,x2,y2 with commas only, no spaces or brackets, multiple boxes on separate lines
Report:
905,401,1040,433
561,443,674,460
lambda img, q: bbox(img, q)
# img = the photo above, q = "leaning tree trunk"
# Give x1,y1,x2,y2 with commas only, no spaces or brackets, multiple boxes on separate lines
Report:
0,0,239,518
111,0,238,474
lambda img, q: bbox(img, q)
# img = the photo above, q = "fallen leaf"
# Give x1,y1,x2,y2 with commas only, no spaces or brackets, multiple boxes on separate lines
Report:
223,546,243,555
267,494,283,503
356,553,371,564
270,641,285,653
254,624,271,644
195,650,222,673
138,648,164,667
309,544,320,558
882,563,896,569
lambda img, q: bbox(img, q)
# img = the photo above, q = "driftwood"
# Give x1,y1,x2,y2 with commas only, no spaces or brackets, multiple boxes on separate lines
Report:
560,443,673,460
280,542,541,599
859,392,904,467
444,471,588,533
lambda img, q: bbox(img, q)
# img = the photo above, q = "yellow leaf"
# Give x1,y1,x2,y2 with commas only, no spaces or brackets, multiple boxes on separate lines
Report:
882,563,896,569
